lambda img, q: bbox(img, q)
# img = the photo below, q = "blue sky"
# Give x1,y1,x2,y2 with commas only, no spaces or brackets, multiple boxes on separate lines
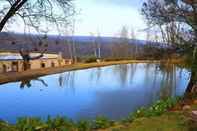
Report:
7,0,147,40
74,0,147,39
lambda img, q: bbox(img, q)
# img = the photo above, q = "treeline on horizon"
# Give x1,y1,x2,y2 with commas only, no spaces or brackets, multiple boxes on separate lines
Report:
0,32,179,62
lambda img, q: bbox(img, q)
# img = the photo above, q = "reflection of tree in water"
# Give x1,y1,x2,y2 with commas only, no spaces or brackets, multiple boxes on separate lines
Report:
89,67,102,82
58,72,76,93
112,64,129,86
144,63,155,85
128,64,137,84
157,64,177,99
143,63,180,102
59,73,64,87
145,64,160,103
20,77,48,89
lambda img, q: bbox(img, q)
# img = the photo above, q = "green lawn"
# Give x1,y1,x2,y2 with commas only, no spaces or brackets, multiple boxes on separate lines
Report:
101,112,189,131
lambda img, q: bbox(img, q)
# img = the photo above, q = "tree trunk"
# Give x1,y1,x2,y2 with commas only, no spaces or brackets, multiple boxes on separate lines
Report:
186,47,197,93
23,60,31,71
186,71,197,93
20,50,45,71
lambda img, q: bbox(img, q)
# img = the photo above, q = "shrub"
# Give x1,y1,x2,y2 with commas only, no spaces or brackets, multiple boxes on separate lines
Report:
77,120,91,131
120,97,181,125
132,97,180,119
46,116,76,130
16,117,45,131
92,116,114,129
84,56,97,63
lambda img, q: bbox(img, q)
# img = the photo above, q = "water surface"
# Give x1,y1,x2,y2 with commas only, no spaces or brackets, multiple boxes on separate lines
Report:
0,63,189,123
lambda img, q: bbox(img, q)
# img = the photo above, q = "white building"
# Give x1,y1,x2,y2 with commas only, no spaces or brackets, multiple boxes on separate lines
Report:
0,52,72,73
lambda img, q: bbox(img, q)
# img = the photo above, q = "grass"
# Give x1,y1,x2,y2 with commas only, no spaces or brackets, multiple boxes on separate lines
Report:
100,94,197,131
103,112,188,131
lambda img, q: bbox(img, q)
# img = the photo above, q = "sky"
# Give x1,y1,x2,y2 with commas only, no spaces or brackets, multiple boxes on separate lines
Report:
74,0,147,39
5,0,147,40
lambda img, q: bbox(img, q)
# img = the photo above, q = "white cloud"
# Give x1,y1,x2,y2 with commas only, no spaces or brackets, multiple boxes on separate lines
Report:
74,0,147,40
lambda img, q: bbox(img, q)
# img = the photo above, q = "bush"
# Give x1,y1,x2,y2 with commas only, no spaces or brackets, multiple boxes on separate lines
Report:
77,120,91,131
92,116,114,129
132,97,180,119
84,56,97,63
16,117,45,131
121,97,180,124
46,116,76,130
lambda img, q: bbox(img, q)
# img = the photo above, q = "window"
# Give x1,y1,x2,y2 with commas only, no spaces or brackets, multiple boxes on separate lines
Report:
2,64,7,73
51,62,55,67
41,63,45,68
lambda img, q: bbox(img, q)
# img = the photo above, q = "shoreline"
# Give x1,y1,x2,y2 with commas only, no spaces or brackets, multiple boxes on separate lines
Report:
0,60,181,84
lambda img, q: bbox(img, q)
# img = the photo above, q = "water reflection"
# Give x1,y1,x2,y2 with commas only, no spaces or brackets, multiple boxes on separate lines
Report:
89,67,102,82
20,77,48,89
0,63,189,123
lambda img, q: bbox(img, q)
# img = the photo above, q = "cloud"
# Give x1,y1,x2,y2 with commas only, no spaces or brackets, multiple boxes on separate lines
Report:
93,0,143,8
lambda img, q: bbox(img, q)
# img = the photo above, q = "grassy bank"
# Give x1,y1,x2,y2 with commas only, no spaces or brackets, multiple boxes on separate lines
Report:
102,94,197,131
0,59,183,84
0,97,191,131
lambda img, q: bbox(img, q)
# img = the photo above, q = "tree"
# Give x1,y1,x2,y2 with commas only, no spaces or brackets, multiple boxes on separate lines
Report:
19,48,46,70
95,32,102,59
119,26,130,58
0,0,74,32
0,0,74,70
141,0,197,92
142,0,197,47
130,28,138,59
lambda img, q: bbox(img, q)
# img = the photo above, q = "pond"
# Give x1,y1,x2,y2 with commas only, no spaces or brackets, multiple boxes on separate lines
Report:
0,63,190,123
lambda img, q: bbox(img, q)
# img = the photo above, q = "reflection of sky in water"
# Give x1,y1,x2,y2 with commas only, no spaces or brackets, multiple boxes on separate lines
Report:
0,63,189,123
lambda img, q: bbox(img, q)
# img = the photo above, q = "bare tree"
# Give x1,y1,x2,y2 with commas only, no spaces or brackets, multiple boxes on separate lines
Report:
142,0,197,92
90,32,97,58
130,28,137,59
95,31,101,59
71,19,77,63
0,0,74,32
119,26,130,58
0,0,75,70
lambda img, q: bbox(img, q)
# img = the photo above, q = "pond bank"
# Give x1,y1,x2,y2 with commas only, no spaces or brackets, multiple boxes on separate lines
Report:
0,59,182,84
99,93,197,131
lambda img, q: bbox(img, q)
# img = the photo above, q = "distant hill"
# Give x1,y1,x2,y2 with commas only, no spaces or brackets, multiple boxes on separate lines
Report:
0,32,157,58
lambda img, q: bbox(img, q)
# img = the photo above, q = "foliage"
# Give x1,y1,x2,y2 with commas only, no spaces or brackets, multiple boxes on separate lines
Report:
121,97,180,123
91,116,114,129
77,120,91,131
84,55,98,63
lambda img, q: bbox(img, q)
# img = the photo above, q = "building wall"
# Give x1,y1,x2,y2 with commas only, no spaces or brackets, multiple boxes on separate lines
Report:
0,59,72,73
